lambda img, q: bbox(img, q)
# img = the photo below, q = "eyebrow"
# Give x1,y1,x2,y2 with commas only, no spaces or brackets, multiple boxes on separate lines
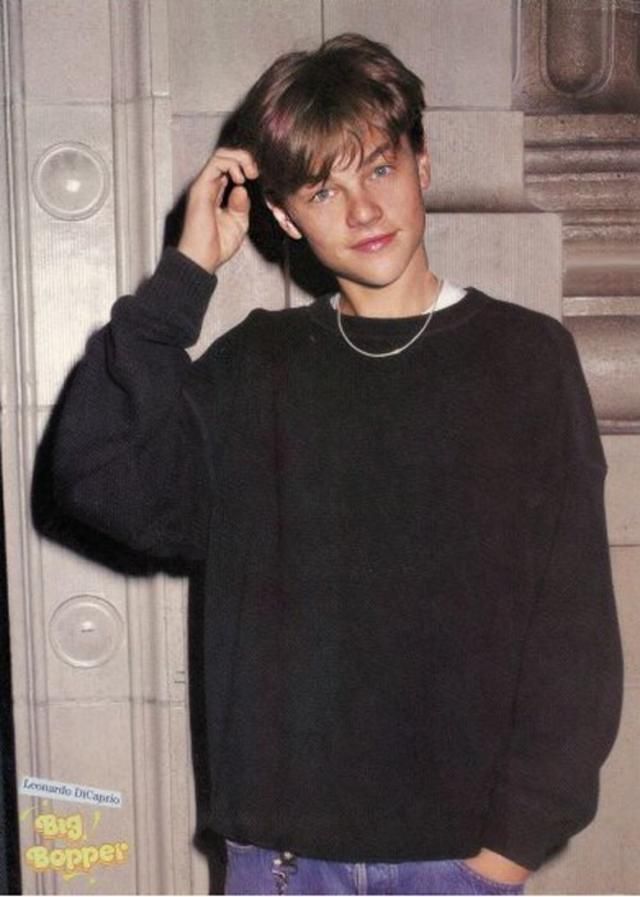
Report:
301,141,396,193
362,141,394,166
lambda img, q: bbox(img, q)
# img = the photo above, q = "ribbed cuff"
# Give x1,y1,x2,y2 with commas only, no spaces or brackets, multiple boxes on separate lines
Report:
119,247,218,347
161,246,218,294
481,790,566,871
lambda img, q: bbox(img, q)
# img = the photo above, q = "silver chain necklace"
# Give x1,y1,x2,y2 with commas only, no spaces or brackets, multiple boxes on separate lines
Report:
335,278,443,359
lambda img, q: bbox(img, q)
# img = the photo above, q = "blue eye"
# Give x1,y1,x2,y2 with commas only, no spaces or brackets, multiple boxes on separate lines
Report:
311,187,332,203
372,164,393,178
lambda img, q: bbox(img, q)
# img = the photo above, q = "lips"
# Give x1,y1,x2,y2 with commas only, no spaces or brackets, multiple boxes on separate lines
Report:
351,232,396,252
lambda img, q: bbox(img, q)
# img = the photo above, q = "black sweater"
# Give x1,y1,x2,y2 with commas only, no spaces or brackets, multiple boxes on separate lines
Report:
51,248,623,870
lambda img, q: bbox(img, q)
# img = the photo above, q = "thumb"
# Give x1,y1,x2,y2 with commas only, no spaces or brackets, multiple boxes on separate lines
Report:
227,184,250,217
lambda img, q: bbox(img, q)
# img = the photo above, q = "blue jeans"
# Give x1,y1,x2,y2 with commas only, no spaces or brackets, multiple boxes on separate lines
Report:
224,841,526,895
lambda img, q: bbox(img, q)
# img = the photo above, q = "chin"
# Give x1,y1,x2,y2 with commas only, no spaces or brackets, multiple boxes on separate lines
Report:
341,263,413,291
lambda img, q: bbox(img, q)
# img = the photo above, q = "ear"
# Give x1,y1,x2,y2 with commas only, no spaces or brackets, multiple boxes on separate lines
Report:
416,148,431,191
265,199,304,240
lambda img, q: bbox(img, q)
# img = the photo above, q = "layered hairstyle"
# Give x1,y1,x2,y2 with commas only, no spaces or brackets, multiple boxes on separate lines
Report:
228,33,426,205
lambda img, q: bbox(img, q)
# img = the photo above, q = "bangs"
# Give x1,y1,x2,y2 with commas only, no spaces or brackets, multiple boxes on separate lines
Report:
229,34,426,205
294,118,401,189
260,102,404,201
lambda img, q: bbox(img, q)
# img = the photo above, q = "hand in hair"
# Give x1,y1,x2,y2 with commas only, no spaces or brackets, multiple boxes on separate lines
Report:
177,147,258,274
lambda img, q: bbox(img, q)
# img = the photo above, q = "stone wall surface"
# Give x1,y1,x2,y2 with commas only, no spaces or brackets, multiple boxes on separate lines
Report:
0,1,636,893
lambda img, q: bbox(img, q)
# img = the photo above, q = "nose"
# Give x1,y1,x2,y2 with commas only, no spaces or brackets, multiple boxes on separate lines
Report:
345,186,382,229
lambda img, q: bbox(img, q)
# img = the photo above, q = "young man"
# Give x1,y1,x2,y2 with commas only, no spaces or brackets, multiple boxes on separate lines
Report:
51,34,622,896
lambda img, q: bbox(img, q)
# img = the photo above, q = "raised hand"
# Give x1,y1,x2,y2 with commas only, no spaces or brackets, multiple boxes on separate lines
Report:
177,147,259,275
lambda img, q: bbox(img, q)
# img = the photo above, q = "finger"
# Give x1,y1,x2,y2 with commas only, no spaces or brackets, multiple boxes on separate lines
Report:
200,151,258,185
239,155,259,180
215,147,259,179
197,157,246,190
212,174,228,208
226,184,250,217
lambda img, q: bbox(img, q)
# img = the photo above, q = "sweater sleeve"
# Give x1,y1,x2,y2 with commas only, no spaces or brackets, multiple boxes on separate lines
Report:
50,247,234,561
482,328,624,870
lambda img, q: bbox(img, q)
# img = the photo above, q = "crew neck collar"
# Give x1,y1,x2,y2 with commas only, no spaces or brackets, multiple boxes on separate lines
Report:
308,287,487,340
328,279,466,315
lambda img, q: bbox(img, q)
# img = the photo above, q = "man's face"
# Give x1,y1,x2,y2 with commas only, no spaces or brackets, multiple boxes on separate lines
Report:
269,130,431,295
